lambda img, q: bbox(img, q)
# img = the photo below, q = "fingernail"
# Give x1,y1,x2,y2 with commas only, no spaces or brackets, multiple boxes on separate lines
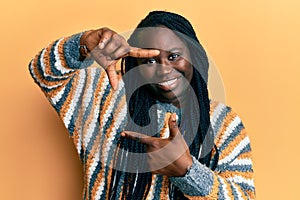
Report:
121,132,125,137
172,113,176,122
154,50,160,55
99,42,105,49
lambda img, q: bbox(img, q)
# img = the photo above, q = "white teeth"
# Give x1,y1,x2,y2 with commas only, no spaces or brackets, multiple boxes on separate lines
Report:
158,78,177,86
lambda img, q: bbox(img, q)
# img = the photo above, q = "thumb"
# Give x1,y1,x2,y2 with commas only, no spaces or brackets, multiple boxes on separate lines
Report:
168,113,180,139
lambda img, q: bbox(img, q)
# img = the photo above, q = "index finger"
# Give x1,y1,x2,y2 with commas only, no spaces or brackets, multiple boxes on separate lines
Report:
128,47,160,58
121,131,153,145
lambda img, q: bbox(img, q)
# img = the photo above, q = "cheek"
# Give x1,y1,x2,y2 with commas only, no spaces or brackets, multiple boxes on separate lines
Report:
177,61,193,80
138,67,156,81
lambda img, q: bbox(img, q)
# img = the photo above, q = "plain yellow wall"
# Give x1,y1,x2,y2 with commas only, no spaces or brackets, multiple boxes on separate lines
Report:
1,0,299,199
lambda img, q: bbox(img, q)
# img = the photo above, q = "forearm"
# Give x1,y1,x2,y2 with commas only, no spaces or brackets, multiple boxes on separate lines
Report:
28,32,94,94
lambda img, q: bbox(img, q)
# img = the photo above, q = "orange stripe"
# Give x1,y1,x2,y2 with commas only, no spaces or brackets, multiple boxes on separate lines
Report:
214,110,237,148
81,70,103,141
233,182,248,199
31,47,71,97
104,96,126,197
30,40,73,99
223,177,235,199
72,68,94,191
145,174,156,200
44,37,70,76
160,112,172,138
159,176,169,200
90,94,126,199
238,151,252,160
57,36,74,70
99,85,113,126
83,72,107,190
72,68,92,144
219,171,254,180
218,128,247,161
247,190,256,199
59,70,80,122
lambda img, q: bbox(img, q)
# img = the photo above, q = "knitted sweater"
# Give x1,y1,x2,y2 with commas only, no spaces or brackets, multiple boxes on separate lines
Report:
29,33,255,199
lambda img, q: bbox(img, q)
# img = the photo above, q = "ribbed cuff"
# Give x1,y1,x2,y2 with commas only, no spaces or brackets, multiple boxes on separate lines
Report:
63,32,94,69
169,156,214,196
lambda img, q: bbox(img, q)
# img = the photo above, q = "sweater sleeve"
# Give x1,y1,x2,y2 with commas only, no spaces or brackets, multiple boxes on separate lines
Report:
28,32,119,155
169,104,256,199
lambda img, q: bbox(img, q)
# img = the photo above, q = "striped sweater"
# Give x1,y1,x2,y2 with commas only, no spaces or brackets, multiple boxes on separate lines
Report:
29,33,255,199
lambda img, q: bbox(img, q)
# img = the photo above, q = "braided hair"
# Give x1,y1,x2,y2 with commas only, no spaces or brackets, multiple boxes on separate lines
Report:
111,11,219,199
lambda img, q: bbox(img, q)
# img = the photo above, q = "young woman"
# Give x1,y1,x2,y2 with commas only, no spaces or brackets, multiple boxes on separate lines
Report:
29,11,255,199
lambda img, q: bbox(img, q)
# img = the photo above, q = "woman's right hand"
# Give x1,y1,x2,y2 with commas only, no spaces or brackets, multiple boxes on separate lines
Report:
80,28,160,90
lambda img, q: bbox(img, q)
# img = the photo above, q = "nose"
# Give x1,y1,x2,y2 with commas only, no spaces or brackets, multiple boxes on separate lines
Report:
156,59,172,76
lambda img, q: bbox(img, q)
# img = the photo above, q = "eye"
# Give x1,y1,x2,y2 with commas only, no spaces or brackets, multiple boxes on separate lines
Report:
168,53,180,61
146,58,157,64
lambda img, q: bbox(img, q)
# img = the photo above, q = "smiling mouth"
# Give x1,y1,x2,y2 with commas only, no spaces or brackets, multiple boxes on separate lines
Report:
157,78,178,86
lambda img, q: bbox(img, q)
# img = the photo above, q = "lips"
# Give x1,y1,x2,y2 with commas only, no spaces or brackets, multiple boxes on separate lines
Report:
156,77,180,91
158,78,178,86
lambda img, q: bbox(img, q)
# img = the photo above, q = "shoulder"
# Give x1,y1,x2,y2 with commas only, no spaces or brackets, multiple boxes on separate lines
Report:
209,100,250,148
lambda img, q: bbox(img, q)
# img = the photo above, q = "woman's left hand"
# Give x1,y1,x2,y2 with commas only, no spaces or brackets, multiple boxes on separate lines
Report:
121,113,193,177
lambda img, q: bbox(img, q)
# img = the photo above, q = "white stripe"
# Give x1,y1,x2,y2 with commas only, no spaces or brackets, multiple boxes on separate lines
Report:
50,86,66,105
39,48,47,77
96,101,127,198
210,103,226,129
82,68,97,110
102,79,124,127
81,68,98,148
218,116,241,148
88,149,100,186
230,158,253,166
40,41,72,79
29,59,63,90
84,103,100,148
132,173,139,195
219,177,231,200
231,182,244,199
218,136,250,165
147,175,157,200
53,38,73,74
63,70,86,129
97,75,110,129
227,175,255,187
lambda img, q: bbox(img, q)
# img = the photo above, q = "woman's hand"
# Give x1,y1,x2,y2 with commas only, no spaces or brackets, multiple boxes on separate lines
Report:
121,113,193,177
80,28,160,90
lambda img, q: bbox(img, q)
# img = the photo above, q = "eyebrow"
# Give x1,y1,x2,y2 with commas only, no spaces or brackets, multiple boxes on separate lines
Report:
167,47,184,53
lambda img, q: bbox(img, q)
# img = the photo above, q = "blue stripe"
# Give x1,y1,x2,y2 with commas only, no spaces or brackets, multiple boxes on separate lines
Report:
217,177,225,199
222,164,253,172
88,160,101,199
36,44,72,83
236,182,255,193
52,77,74,113
81,68,101,130
153,175,163,199
230,182,239,200
212,105,230,136
49,40,69,77
68,69,88,136
219,123,244,152
217,144,252,171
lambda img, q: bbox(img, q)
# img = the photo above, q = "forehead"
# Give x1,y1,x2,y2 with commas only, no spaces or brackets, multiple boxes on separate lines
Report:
136,27,187,50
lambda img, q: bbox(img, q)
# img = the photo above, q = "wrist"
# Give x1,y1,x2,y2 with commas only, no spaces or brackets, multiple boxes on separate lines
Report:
184,157,194,176
79,30,92,60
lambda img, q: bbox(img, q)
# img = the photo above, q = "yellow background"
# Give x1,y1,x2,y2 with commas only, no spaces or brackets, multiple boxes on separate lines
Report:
1,0,299,199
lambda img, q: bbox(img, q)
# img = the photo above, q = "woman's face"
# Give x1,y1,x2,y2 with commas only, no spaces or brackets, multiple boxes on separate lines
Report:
137,27,193,107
